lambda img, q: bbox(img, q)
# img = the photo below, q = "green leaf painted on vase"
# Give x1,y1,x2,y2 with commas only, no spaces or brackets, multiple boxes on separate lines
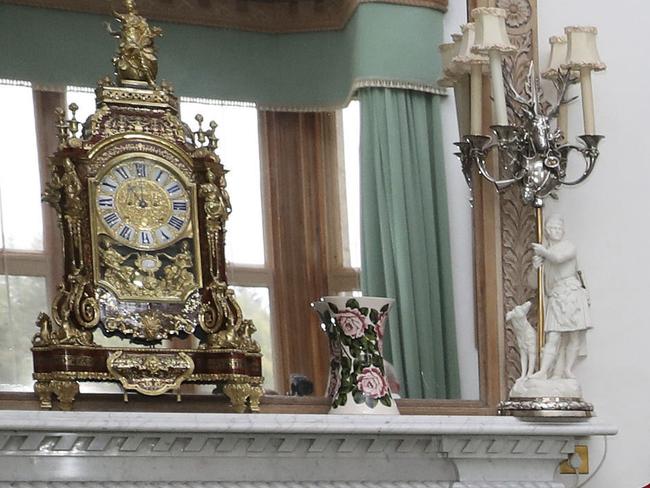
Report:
353,360,363,374
341,356,352,372
365,396,378,409
353,390,365,404
369,308,379,323
345,298,360,309
328,302,339,314
380,304,390,313
379,395,392,407
359,307,369,315
338,393,348,406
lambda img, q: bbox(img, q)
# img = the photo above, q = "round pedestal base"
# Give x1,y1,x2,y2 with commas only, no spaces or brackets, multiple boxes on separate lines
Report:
498,397,594,418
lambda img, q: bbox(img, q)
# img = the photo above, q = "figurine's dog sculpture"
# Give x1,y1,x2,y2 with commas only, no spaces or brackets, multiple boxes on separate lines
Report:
506,301,537,380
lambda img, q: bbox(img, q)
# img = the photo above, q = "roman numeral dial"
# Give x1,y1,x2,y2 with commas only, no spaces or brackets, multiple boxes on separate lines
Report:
96,157,191,249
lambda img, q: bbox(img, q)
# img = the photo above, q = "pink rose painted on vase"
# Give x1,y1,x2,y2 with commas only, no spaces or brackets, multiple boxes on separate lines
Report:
335,308,369,338
357,365,389,399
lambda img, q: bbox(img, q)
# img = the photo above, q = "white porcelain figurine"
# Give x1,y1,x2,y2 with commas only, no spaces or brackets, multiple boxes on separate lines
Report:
509,214,592,399
532,215,591,380
506,301,537,380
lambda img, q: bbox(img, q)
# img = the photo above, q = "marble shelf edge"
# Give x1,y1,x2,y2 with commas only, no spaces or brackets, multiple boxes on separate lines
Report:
0,411,618,436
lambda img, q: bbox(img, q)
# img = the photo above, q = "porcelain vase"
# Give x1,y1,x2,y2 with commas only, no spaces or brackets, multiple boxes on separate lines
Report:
311,296,399,415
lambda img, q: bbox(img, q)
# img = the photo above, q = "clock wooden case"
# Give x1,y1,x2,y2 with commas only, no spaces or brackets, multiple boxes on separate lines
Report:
31,0,263,411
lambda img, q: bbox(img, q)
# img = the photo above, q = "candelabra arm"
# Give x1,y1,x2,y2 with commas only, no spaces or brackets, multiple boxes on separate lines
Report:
454,141,474,206
462,134,518,193
558,135,603,186
475,157,518,192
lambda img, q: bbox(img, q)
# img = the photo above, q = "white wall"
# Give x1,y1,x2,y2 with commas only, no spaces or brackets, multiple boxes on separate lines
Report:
441,1,480,400
537,2,650,486
443,1,650,484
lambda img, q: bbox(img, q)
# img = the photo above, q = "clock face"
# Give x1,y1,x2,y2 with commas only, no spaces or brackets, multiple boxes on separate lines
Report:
96,157,191,250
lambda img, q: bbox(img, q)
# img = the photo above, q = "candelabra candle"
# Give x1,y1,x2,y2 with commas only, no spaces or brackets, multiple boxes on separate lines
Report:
438,35,470,139
454,77,471,140
488,51,508,125
564,26,606,136
579,68,595,134
542,35,570,140
471,7,515,126
470,65,483,134
452,23,488,135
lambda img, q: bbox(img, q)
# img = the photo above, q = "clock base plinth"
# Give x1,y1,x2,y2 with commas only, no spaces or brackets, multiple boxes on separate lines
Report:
32,345,263,412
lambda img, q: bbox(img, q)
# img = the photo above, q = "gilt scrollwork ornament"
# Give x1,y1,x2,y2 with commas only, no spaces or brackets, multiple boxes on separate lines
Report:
222,382,254,414
193,119,259,354
40,154,100,342
199,281,239,336
32,313,53,346
49,272,99,344
98,288,199,341
39,154,100,346
43,157,86,267
199,281,260,353
199,167,231,280
107,350,194,395
98,240,198,300
49,380,80,411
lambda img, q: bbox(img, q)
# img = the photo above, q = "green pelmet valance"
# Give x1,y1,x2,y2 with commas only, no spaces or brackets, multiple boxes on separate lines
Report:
0,2,445,109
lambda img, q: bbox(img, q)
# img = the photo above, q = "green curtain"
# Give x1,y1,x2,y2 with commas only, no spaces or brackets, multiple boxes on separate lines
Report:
359,87,460,399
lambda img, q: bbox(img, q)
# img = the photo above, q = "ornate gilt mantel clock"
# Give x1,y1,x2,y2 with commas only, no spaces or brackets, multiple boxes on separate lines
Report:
31,0,263,411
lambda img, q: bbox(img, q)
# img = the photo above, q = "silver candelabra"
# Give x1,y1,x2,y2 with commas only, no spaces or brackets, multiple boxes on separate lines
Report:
455,64,602,208
440,9,607,417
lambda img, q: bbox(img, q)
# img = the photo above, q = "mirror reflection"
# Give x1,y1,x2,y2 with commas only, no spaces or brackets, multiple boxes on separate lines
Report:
0,1,480,403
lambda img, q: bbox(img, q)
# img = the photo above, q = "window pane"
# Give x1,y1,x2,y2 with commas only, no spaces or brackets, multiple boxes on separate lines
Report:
0,275,48,391
0,81,43,251
341,100,361,268
181,100,265,265
66,86,96,126
231,286,274,391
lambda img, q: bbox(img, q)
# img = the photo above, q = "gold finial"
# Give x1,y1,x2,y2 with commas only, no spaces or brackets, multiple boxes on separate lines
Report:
207,121,218,151
106,0,162,87
194,114,207,147
55,107,69,145
68,103,80,137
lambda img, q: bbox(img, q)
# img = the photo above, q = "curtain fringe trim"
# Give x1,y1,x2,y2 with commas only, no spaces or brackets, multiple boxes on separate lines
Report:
25,79,447,113
0,79,32,87
179,97,257,108
353,78,446,96
258,79,448,112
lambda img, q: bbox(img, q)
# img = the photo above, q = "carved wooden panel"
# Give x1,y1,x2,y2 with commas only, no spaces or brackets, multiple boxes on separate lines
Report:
497,0,538,390
0,0,447,32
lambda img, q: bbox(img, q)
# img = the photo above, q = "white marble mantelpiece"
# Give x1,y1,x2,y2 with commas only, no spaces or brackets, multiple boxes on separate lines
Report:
0,411,617,488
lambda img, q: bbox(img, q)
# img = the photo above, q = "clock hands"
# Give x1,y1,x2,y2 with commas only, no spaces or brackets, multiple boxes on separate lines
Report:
137,182,147,208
